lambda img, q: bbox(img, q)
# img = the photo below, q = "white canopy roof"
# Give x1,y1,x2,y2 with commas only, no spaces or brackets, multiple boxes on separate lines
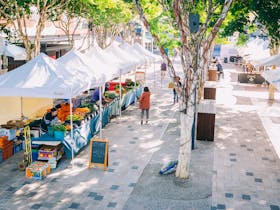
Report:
57,50,106,88
0,43,27,60
262,68,280,91
0,53,85,98
257,54,280,66
119,42,147,65
132,43,161,62
83,47,120,79
237,38,270,62
105,42,138,72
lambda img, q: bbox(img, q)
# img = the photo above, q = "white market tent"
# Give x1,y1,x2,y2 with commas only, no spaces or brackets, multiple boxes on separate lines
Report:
57,50,105,88
237,38,270,63
257,54,280,66
0,53,95,162
119,42,147,65
261,68,280,91
0,53,84,98
0,41,27,60
105,42,139,71
81,48,120,80
86,46,131,74
132,43,161,62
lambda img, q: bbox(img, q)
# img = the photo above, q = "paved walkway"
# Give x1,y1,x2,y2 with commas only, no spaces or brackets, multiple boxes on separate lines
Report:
0,62,280,210
212,64,280,210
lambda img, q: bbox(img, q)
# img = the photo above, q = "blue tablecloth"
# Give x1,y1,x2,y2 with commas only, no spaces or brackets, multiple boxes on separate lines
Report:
121,87,142,110
32,89,141,159
136,86,142,98
63,99,119,158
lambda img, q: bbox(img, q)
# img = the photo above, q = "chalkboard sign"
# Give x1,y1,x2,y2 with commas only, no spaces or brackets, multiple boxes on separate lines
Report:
88,138,109,170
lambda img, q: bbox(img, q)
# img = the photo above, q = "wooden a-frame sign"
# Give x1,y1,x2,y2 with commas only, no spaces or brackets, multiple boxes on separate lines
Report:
88,138,109,171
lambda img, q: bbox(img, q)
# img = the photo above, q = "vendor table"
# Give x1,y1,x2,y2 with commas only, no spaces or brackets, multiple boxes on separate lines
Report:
31,87,142,159
121,87,142,110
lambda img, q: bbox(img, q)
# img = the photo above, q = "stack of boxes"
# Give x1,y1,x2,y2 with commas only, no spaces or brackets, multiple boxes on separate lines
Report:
0,136,14,161
0,126,23,162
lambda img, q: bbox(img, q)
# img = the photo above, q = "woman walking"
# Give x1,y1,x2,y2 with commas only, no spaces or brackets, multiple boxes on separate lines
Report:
139,86,151,125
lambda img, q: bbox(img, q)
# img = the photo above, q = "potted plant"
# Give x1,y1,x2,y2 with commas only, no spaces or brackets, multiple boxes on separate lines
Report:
52,124,66,140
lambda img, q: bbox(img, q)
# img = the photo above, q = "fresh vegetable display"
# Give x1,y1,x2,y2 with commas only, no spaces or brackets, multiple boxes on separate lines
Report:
75,107,90,114
104,91,117,99
51,124,66,132
66,114,84,121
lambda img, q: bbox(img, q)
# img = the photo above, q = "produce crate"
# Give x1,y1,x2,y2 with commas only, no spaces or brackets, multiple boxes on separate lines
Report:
0,128,17,140
108,82,126,91
26,161,50,180
38,145,58,161
0,141,13,160
0,136,8,147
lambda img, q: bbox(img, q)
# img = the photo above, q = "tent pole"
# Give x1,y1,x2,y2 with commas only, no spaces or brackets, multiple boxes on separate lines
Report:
119,72,122,117
99,86,103,139
134,67,137,106
153,61,156,89
70,97,74,168
144,63,147,86
20,97,23,118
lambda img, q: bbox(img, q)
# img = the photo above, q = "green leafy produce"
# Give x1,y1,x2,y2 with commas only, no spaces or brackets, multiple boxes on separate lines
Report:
104,91,117,99
51,124,66,132
81,103,94,112
66,114,84,121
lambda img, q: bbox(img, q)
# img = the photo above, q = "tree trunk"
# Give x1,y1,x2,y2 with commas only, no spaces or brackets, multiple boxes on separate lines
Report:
176,109,194,178
270,41,279,55
135,0,233,179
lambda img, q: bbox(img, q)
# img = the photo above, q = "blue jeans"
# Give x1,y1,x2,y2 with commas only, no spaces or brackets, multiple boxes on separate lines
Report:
173,89,178,103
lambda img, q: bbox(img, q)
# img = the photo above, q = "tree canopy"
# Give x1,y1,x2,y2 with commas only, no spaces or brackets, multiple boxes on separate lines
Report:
220,0,280,52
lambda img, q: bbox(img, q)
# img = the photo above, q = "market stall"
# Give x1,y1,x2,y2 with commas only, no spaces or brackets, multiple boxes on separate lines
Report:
0,53,91,167
0,43,149,168
30,81,142,159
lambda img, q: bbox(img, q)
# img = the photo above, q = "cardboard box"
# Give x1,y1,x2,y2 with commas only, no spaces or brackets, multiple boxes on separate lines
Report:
0,128,17,140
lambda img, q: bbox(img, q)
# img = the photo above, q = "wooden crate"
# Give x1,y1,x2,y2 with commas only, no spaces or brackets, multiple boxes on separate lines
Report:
26,161,50,180
0,141,13,160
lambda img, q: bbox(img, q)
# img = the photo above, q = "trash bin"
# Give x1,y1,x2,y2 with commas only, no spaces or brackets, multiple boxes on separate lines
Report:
208,69,217,81
224,57,228,63
196,100,216,141
203,85,216,100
